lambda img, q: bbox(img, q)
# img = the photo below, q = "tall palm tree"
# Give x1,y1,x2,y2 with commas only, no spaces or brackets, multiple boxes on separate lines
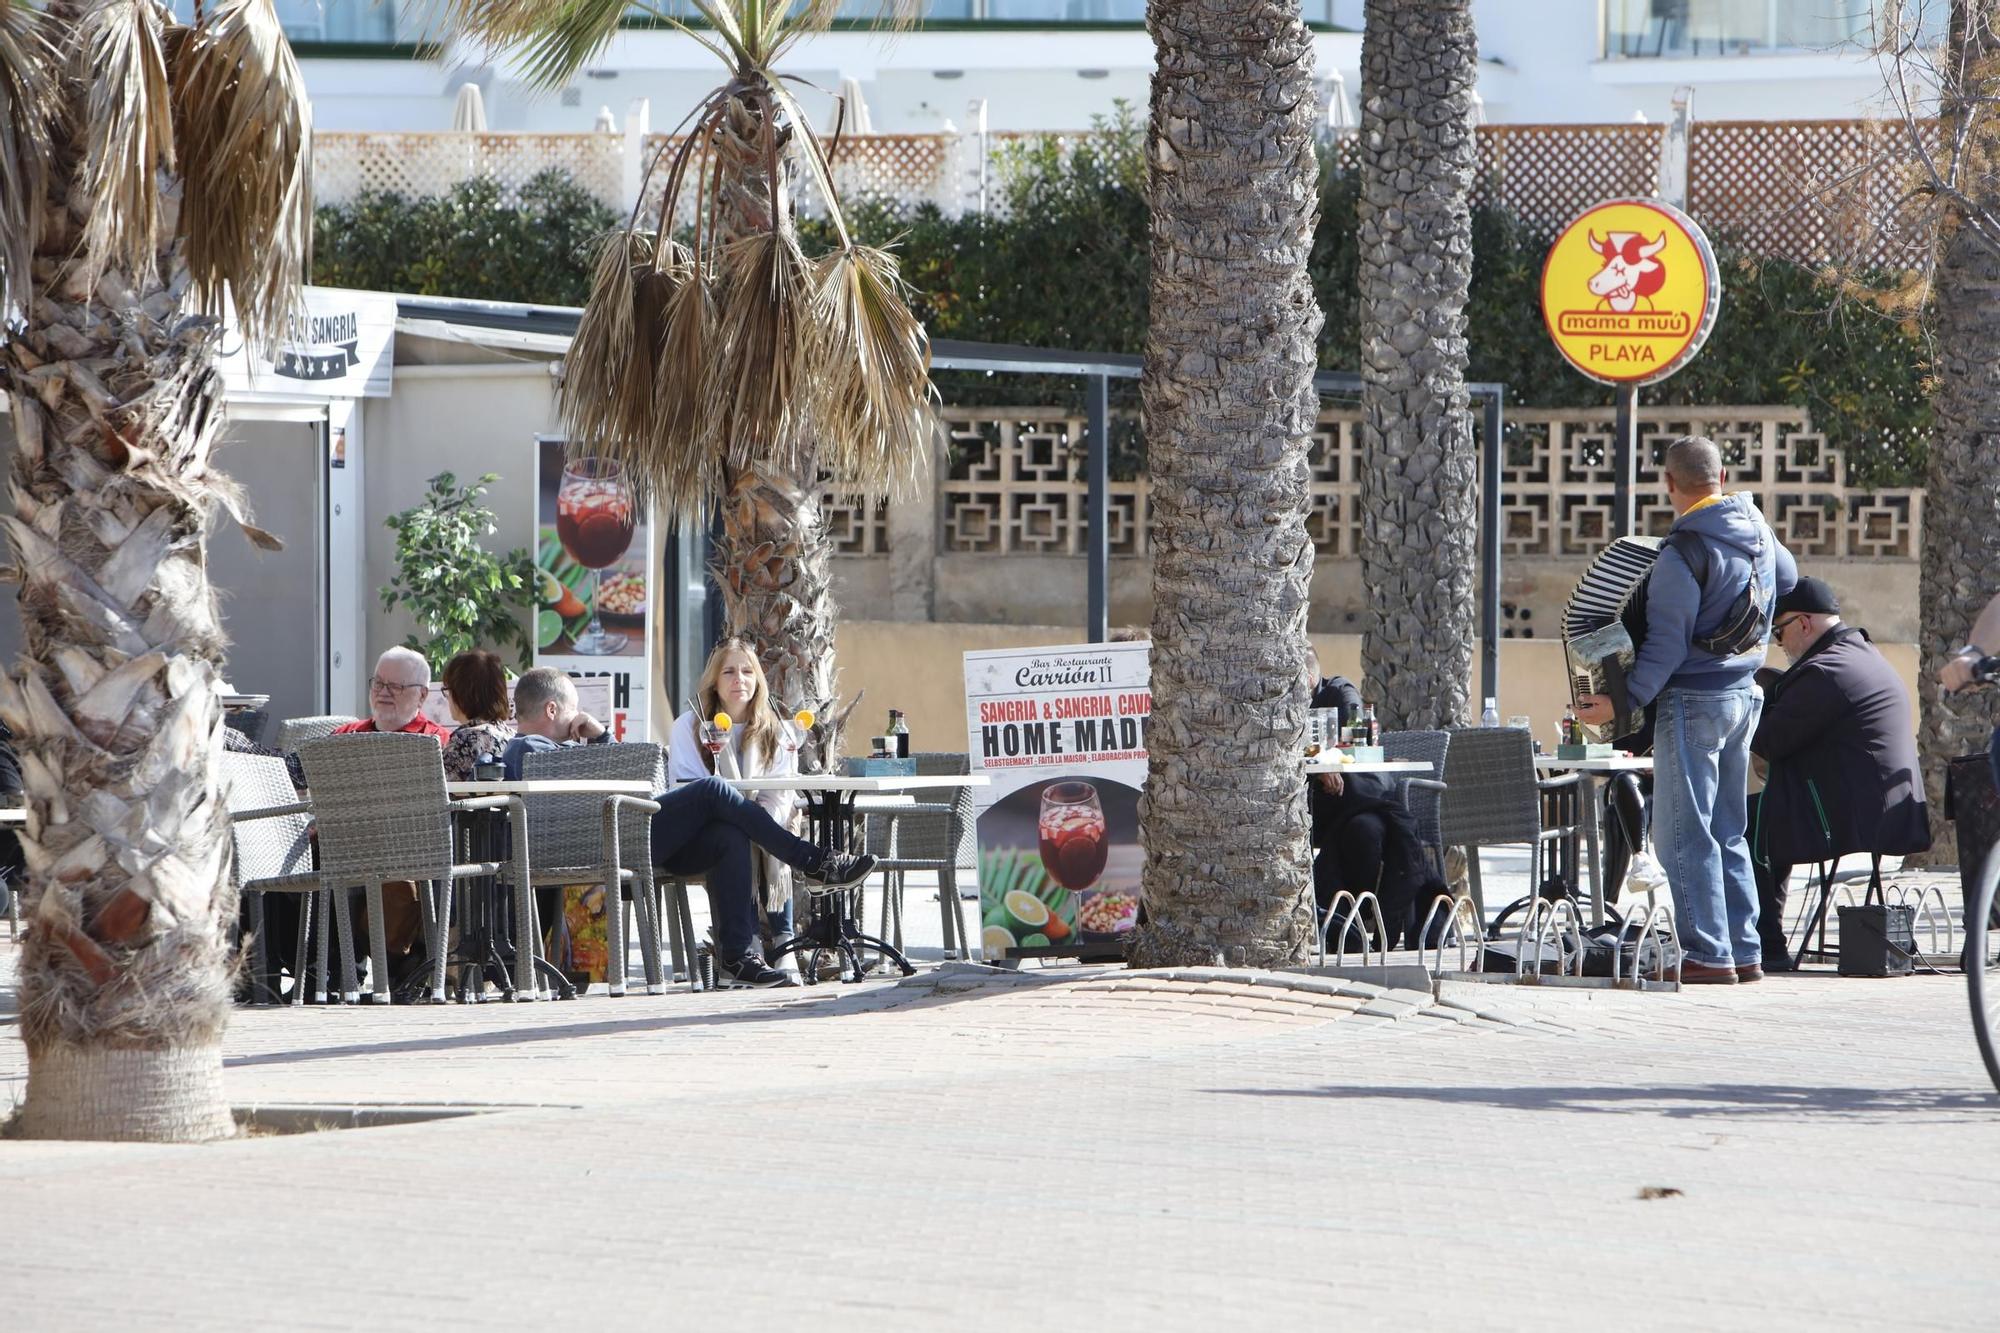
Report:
1355,0,1479,732
1913,0,2000,865
1123,0,1323,969
437,0,934,762
0,0,309,1140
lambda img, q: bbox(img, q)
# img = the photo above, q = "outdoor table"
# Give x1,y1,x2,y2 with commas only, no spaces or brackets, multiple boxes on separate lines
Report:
720,774,990,983
444,778,655,1001
1301,759,1434,777
1533,754,1654,924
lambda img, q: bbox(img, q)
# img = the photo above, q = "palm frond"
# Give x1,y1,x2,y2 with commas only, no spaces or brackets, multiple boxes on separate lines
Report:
429,0,677,89
649,256,722,512
705,229,815,476
0,0,57,315
75,0,175,288
774,0,925,60
811,244,934,494
168,0,311,349
558,228,658,458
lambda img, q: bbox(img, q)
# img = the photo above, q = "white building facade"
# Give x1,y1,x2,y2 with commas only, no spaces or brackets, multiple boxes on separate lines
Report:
238,1,1927,135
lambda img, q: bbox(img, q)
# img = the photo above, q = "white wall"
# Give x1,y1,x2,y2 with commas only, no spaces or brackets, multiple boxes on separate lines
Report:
300,9,1913,136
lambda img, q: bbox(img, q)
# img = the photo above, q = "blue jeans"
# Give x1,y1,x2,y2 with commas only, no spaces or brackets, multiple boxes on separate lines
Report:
1652,686,1762,968
651,777,820,963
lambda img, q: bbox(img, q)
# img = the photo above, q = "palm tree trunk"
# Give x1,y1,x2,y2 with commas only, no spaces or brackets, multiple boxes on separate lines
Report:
1,137,238,1140
708,84,850,767
1917,0,2000,867
712,460,845,764
1125,0,1324,969
1355,0,1480,732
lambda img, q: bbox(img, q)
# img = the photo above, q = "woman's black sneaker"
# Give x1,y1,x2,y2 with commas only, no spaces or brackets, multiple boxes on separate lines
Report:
726,955,800,988
798,851,878,887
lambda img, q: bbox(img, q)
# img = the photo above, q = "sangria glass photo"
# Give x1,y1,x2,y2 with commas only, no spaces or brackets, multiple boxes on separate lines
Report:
555,457,635,655
700,720,726,758
778,718,806,761
1039,780,1108,892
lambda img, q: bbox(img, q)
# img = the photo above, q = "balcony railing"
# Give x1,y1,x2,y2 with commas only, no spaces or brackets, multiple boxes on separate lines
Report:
1600,0,1906,60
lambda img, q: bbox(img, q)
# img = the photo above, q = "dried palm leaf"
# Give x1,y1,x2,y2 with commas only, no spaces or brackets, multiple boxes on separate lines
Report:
648,259,721,516
705,229,815,477
558,227,657,458
75,0,175,288
0,0,56,315
167,0,312,350
811,243,934,495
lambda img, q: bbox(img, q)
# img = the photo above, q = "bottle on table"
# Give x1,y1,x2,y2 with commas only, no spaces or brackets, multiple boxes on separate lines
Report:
888,709,910,759
1480,697,1500,728
1362,703,1380,747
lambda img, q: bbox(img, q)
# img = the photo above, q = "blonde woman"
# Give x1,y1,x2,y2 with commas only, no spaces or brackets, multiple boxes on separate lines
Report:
668,639,818,979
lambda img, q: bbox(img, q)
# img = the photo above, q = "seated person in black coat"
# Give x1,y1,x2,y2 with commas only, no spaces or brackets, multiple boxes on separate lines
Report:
1309,671,1445,949
1749,577,1931,969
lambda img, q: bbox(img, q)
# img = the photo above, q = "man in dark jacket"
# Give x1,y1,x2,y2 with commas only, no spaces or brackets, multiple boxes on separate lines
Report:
1749,576,1930,969
1309,671,1444,949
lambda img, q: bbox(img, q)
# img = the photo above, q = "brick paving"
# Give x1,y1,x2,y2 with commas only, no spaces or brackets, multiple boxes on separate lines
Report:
3,873,1999,1330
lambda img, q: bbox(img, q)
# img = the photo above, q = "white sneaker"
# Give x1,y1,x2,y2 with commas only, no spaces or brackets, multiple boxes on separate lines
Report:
1626,852,1670,898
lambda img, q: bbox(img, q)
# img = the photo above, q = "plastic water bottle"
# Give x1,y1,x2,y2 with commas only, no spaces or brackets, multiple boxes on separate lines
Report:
1480,697,1500,728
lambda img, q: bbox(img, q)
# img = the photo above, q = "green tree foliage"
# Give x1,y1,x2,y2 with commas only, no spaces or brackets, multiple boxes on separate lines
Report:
316,115,1930,485
313,170,617,306
381,472,538,674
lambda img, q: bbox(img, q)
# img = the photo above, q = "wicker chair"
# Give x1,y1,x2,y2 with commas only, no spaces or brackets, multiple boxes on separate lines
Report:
277,714,357,752
1437,726,1581,920
297,733,534,1003
515,742,668,996
862,752,977,960
221,751,324,1005
1381,729,1452,877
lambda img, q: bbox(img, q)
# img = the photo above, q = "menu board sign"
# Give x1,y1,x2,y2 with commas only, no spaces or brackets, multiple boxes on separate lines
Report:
963,641,1150,960
531,437,654,741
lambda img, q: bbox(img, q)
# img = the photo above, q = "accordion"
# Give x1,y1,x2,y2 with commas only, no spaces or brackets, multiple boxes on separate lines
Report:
1562,535,1664,748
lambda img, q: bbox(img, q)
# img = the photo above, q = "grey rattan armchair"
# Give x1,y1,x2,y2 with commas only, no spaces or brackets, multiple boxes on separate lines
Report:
1437,726,1580,919
863,752,977,960
516,742,668,996
222,751,324,1005
1381,729,1452,877
277,714,357,752
297,733,534,1003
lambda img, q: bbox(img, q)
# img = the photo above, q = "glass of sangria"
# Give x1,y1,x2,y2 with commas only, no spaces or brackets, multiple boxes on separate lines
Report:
555,457,635,655
1039,780,1108,893
700,719,727,759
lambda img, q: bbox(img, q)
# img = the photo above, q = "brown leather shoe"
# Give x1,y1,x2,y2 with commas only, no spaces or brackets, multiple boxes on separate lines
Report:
1736,964,1765,983
1679,960,1740,985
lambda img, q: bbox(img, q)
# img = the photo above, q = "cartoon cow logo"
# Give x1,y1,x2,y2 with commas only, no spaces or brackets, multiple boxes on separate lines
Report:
1586,231,1667,312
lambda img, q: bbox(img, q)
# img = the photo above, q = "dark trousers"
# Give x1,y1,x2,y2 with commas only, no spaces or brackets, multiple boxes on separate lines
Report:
1314,813,1419,949
651,776,822,963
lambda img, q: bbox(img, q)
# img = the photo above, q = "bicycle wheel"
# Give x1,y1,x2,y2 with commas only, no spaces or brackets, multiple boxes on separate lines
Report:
1965,841,2000,1096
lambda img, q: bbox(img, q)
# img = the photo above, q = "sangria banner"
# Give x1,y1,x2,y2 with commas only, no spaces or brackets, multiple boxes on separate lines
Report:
531,437,654,742
963,641,1150,961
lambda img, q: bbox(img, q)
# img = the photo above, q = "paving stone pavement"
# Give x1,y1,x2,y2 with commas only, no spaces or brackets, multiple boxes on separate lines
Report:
5,883,2000,1331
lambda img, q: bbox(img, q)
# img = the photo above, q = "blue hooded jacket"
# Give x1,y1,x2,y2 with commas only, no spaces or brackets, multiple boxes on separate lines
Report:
1625,493,1797,710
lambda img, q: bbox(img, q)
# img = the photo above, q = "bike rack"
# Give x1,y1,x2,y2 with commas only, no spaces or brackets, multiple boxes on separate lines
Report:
1338,891,1389,968
1420,893,1483,975
1316,889,1357,967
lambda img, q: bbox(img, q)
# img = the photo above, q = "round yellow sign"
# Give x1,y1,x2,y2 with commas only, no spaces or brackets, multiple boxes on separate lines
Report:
1540,198,1718,387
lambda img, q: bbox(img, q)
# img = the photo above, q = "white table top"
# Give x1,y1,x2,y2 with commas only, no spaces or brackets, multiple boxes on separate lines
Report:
0,807,24,824
719,775,991,794
447,779,656,796
1534,755,1653,773
1301,759,1434,776
221,693,271,709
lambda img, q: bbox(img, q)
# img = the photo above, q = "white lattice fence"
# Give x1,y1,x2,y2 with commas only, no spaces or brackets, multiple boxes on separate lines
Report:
910,403,1922,563
315,131,624,207
633,132,959,229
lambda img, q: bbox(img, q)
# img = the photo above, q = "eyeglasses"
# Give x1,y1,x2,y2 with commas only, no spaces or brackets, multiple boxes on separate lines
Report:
1773,616,1802,636
368,676,424,695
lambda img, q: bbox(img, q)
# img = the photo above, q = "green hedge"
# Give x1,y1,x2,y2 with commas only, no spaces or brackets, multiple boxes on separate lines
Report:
313,116,1930,486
